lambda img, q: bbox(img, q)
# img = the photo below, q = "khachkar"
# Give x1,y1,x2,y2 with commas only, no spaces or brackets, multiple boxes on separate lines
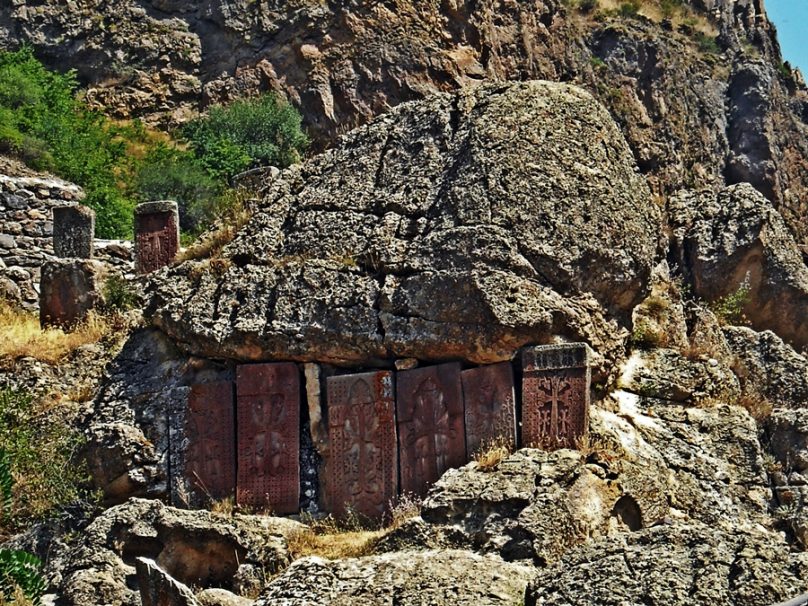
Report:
326,371,397,521
170,382,236,507
53,205,95,258
460,362,517,456
521,343,591,449
134,200,179,274
236,363,300,514
397,362,465,498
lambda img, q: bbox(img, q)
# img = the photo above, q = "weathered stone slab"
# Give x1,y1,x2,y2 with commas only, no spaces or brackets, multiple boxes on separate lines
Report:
236,363,300,514
326,371,397,521
397,362,465,498
521,344,591,450
135,200,179,274
39,258,105,329
135,557,200,606
460,362,517,456
53,204,94,258
170,382,235,507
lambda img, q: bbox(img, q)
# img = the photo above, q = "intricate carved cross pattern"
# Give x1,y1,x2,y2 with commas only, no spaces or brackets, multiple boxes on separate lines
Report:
538,375,572,441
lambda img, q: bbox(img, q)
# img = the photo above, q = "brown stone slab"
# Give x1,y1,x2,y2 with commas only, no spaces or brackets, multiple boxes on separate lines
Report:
521,344,591,450
326,371,397,521
236,363,300,513
182,382,235,504
53,205,95,258
461,363,517,456
134,201,179,274
396,362,465,498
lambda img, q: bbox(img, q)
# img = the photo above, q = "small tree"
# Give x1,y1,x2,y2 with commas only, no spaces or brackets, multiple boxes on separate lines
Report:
181,93,308,182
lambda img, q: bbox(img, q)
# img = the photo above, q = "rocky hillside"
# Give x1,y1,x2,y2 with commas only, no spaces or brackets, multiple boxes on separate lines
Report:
1,0,806,247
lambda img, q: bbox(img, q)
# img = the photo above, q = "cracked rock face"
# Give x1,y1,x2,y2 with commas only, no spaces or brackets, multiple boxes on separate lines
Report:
147,81,661,372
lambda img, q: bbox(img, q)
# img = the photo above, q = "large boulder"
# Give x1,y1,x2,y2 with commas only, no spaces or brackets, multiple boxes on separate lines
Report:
147,81,662,375
525,522,808,606
56,498,300,606
254,550,533,606
669,184,808,350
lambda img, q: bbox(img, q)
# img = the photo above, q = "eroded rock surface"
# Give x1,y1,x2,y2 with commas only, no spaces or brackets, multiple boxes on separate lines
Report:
147,81,661,376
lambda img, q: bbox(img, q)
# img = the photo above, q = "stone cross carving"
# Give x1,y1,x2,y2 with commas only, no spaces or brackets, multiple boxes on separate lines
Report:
236,363,300,514
521,344,591,450
53,205,94,258
134,200,179,274
170,381,235,507
397,362,465,498
460,362,517,456
326,371,397,521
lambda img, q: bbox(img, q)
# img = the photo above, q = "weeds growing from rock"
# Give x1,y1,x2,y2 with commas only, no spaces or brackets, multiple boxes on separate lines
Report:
474,437,514,471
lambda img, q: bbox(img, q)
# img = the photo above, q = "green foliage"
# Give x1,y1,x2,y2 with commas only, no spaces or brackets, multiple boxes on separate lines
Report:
709,278,751,326
579,0,598,12
619,1,640,17
590,56,607,69
0,549,45,605
181,94,308,182
659,0,683,18
101,275,139,312
0,387,90,531
0,47,136,238
695,32,721,54
0,450,11,522
134,144,222,233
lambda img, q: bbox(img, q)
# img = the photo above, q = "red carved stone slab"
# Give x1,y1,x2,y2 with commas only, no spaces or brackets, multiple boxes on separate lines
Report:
460,363,517,456
396,363,465,498
185,382,236,502
134,201,179,274
521,344,591,450
236,363,300,513
326,371,397,521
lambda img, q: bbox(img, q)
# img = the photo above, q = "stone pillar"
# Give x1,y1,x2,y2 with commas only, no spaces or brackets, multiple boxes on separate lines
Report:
521,343,592,450
134,200,180,274
39,259,105,329
53,204,95,258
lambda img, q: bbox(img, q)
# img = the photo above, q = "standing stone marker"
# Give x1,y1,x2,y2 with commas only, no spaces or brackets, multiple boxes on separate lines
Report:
39,259,105,329
397,362,465,498
53,205,95,258
326,371,397,521
461,362,517,456
236,363,300,513
521,344,591,450
134,200,180,274
170,382,235,507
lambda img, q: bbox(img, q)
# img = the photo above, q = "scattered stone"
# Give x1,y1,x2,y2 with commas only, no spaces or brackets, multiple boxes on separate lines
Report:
135,557,200,606
196,588,253,606
53,204,95,258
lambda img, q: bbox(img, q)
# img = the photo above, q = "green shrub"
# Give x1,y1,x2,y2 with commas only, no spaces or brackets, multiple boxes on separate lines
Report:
102,275,139,312
0,549,45,605
0,387,91,531
709,279,751,326
619,0,640,17
181,93,308,182
0,450,11,522
695,32,721,54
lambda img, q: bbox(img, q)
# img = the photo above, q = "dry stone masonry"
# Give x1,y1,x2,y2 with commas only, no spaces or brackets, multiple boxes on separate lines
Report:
171,344,592,521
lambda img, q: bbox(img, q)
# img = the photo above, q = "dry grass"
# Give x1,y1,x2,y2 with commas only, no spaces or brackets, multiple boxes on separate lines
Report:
0,301,112,364
286,516,385,561
473,436,514,471
177,190,252,262
210,496,236,516
0,585,35,606
737,390,774,423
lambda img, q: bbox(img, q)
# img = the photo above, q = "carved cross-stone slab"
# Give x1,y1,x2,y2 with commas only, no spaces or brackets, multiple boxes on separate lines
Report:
326,371,397,521
460,362,517,456
521,344,591,450
236,363,300,513
53,205,94,258
173,381,235,507
396,362,465,498
134,200,179,274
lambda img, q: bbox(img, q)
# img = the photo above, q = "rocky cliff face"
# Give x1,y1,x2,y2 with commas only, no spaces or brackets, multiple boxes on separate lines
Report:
1,0,806,247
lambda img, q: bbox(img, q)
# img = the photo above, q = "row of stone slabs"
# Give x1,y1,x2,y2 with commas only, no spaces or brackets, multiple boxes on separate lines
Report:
174,343,591,521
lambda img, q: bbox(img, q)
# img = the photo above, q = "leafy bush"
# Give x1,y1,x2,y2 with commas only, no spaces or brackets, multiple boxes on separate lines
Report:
101,275,139,312
619,0,640,17
0,549,45,605
0,387,91,531
181,94,308,182
709,278,751,326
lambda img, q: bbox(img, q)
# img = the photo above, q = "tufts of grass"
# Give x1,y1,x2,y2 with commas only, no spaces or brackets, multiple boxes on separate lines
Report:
0,301,112,364
473,436,514,472
286,514,385,561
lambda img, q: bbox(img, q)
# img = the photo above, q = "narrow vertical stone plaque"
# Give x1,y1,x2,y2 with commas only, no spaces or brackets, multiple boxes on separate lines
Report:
521,344,591,450
53,205,95,258
461,362,517,456
236,363,300,513
134,200,179,274
174,381,235,506
397,362,465,498
326,371,397,521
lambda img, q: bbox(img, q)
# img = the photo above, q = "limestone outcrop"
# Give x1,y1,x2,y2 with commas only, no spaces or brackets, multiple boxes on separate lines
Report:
147,80,661,376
